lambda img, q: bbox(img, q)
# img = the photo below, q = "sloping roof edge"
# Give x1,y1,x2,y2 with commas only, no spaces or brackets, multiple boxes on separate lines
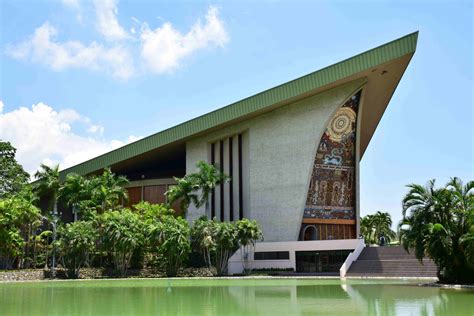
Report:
59,31,418,178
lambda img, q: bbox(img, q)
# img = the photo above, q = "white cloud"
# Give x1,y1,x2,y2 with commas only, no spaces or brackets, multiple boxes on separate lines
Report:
6,22,134,79
0,101,140,175
140,6,229,73
61,0,80,8
93,0,128,41
87,124,104,134
0,100,4,113
5,5,229,79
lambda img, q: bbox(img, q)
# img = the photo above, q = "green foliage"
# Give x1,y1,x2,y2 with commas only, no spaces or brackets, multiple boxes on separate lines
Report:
134,201,174,221
0,141,30,198
360,211,396,245
89,168,129,212
134,202,190,276
190,161,230,209
0,191,42,269
191,217,262,276
235,218,264,274
133,202,174,269
155,216,190,277
399,177,474,284
59,173,87,220
56,221,97,278
235,218,264,248
213,221,239,275
99,209,145,275
166,161,229,214
165,177,199,212
34,164,60,215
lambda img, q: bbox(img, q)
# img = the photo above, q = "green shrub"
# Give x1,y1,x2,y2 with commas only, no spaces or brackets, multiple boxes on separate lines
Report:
191,217,241,276
99,209,145,275
155,215,190,277
57,221,97,278
0,193,42,269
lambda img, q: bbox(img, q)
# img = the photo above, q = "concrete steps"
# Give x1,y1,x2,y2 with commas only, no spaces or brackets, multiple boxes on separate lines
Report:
346,246,437,278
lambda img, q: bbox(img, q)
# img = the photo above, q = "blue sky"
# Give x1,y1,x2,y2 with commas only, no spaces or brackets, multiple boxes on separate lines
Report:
1,0,472,227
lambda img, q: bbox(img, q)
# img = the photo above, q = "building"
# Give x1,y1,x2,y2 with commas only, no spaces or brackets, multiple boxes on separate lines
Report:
59,32,418,274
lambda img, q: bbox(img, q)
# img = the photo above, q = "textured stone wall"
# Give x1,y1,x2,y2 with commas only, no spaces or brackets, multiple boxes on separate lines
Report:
186,79,364,241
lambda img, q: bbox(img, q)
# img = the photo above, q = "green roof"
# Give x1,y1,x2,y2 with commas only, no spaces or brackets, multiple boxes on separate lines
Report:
60,31,418,179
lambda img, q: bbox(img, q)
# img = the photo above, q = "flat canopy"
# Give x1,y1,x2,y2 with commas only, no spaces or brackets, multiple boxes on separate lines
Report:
59,32,418,180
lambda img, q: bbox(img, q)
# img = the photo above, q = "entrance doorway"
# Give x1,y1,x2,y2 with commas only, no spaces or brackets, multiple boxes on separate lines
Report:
295,250,352,273
303,225,318,241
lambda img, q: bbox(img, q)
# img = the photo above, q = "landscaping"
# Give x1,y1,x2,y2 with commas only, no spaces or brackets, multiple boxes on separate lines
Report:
1,140,473,284
0,141,263,278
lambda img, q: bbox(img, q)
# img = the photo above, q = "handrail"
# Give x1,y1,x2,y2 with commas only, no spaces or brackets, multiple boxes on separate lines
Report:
340,238,365,277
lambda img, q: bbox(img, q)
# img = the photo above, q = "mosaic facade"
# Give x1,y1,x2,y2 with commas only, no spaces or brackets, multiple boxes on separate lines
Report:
303,91,361,220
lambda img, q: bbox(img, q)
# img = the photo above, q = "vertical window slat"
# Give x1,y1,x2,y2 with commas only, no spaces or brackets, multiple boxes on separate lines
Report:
211,142,215,219
219,140,224,221
229,137,234,221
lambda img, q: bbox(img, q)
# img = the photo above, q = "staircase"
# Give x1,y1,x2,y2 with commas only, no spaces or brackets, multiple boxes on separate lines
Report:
345,246,438,278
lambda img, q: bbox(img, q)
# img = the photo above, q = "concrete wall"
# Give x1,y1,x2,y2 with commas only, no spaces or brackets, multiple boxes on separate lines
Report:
186,79,364,241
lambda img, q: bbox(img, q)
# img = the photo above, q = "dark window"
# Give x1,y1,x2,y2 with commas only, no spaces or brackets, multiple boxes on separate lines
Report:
254,251,290,260
295,250,351,273
211,143,215,219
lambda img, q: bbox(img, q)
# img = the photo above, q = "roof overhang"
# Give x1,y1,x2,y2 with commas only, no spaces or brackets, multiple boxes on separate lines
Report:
58,32,418,180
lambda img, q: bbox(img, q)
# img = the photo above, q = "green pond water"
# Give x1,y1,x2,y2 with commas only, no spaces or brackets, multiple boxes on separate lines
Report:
0,278,472,315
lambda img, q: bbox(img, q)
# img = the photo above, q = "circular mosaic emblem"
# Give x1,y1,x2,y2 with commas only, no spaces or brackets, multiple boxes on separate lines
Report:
327,107,356,142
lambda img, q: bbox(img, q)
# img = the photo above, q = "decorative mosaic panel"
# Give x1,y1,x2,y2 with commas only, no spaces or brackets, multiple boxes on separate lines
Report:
304,91,361,220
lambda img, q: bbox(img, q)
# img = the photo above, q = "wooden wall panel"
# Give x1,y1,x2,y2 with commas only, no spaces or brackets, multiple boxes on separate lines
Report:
127,187,142,207
143,185,166,204
305,223,357,240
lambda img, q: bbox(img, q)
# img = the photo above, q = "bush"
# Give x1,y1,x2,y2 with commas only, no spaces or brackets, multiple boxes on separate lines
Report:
56,221,97,278
99,209,145,275
0,194,42,269
235,218,263,273
191,217,241,276
155,215,190,277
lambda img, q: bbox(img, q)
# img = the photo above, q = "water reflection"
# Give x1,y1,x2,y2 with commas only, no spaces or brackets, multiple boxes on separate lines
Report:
0,279,472,315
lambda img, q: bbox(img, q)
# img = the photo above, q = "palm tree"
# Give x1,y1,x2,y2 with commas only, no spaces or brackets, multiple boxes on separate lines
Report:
90,168,129,212
399,177,474,283
360,214,376,244
165,161,229,215
373,211,396,244
166,177,199,213
360,212,396,245
34,164,60,216
59,173,86,221
192,161,230,212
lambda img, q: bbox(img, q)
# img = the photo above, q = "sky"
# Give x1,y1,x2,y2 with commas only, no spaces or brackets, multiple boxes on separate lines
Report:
0,0,472,228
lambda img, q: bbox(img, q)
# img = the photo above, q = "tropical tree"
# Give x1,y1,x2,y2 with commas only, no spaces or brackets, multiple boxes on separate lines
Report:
59,173,87,221
191,216,216,268
190,217,241,276
399,177,474,283
235,218,263,273
166,161,229,214
34,164,61,216
99,209,145,275
192,161,230,210
134,201,174,220
0,191,42,269
213,221,240,275
56,220,97,278
155,215,190,277
165,177,199,212
89,168,129,212
360,211,396,245
0,141,30,198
